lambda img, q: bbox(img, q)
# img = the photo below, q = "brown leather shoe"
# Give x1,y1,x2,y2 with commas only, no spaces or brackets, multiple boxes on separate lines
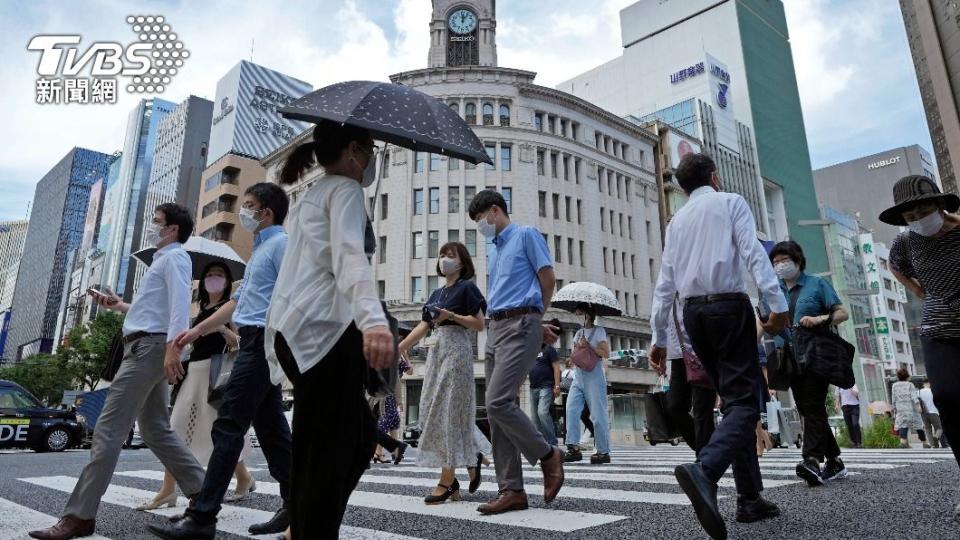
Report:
28,516,95,540
476,490,528,515
540,446,565,503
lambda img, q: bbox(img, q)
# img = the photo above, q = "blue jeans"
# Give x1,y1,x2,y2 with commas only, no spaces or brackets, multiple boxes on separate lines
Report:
530,386,557,445
565,366,610,454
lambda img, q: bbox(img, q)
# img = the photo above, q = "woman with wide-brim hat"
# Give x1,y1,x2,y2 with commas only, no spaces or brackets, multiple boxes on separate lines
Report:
880,175,960,519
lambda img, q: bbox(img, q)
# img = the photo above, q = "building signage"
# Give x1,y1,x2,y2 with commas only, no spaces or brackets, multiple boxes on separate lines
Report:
212,97,234,126
859,233,895,363
670,62,705,84
450,36,475,42
710,64,731,83
867,155,901,170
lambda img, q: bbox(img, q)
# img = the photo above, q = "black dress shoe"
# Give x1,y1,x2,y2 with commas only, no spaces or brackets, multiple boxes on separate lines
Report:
736,494,781,523
147,516,215,540
674,463,726,540
249,508,290,535
393,442,408,465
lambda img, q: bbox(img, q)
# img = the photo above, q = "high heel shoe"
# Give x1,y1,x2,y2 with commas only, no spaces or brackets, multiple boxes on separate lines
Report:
424,479,460,505
392,443,408,465
136,492,177,511
372,455,388,464
468,453,483,494
224,478,257,502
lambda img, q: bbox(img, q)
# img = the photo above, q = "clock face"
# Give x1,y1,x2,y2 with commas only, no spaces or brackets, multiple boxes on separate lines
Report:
448,9,477,34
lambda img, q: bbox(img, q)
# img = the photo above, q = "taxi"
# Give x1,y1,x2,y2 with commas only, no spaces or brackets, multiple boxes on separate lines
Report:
0,380,83,452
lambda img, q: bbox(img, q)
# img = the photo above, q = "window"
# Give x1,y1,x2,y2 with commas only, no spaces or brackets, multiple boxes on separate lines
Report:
598,167,604,192
536,150,545,175
465,230,477,256
649,258,656,284
449,102,459,115
499,104,510,126
608,175,613,194
628,216,633,240
382,150,390,178
449,157,459,170
577,200,582,224
574,158,580,184
617,176,622,198
634,294,639,315
465,186,476,206
610,210,615,235
557,279,564,291
896,341,905,354
448,187,460,213
428,230,439,258
560,119,567,137
619,214,624,237
534,114,542,131
379,194,388,220
430,153,441,171
415,152,425,173
646,220,652,243
500,145,512,171
562,155,569,181
448,229,459,243
539,191,547,217
548,116,555,133
552,236,562,263
603,247,608,272
412,232,423,259
883,278,892,290
428,276,439,296
413,189,424,215
613,249,618,275
631,255,637,278
568,238,574,266
465,103,477,124
550,153,558,178
553,194,560,219
485,143,496,170
600,207,605,231
377,280,385,299
579,241,585,267
622,252,628,278
625,178,631,201
565,196,572,222
887,299,896,311
502,187,512,213
378,236,387,264
429,187,440,214
482,103,494,125
411,277,424,303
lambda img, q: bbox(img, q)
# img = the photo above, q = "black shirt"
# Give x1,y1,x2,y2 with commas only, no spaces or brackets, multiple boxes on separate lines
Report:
421,279,487,325
889,227,960,340
529,345,559,388
188,302,230,361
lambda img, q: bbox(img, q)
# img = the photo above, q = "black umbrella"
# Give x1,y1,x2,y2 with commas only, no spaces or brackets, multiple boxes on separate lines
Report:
278,80,492,165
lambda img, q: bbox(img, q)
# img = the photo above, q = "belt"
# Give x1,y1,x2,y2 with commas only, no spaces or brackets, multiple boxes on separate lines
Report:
122,331,165,345
488,306,540,321
684,292,750,305
238,326,264,337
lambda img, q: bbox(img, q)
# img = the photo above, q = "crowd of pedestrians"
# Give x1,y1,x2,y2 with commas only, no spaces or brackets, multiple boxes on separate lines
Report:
24,143,959,540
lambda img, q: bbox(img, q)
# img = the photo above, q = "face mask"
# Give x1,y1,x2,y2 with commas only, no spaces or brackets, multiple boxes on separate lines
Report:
439,257,461,275
477,214,497,238
907,211,944,237
239,207,262,232
144,223,165,247
204,276,226,294
360,150,377,188
774,261,800,281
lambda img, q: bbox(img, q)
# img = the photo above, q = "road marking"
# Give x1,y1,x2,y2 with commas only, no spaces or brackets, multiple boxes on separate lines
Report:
0,497,113,540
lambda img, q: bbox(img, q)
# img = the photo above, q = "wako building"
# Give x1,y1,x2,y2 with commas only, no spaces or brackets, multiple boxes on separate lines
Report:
558,0,826,270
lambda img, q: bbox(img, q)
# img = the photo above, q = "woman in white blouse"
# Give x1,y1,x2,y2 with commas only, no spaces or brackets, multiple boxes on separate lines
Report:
266,119,394,539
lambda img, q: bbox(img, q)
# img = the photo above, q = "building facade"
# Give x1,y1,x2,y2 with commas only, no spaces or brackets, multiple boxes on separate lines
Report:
196,154,267,261
0,220,29,361
7,148,114,359
558,0,826,272
899,0,960,195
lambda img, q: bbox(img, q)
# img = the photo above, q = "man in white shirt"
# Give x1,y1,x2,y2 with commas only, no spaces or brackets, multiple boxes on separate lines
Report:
836,385,862,448
919,382,947,448
649,154,789,540
30,203,205,540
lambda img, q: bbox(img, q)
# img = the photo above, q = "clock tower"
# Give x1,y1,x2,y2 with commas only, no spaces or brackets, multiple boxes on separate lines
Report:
428,0,497,68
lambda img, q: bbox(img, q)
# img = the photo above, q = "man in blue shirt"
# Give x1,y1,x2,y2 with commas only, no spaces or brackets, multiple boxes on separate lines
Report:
149,183,293,540
468,190,564,516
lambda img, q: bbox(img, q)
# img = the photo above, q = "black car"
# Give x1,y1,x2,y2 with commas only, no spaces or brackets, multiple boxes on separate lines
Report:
0,380,83,452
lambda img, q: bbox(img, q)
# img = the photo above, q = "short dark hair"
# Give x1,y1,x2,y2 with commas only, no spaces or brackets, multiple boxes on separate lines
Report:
675,153,716,194
436,242,476,280
769,240,807,272
156,203,193,243
197,261,234,307
896,368,910,381
575,303,597,320
468,189,509,221
246,182,289,225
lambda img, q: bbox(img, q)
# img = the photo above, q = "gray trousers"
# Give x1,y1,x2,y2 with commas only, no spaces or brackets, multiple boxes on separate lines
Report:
64,335,205,520
485,313,551,491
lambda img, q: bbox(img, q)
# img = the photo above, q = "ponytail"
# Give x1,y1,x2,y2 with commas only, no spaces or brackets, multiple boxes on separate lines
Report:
279,142,317,185
279,120,372,185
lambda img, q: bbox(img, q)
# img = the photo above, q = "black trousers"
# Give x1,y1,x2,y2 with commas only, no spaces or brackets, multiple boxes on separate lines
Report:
790,370,840,461
684,297,764,496
667,358,717,455
187,327,292,522
277,327,376,539
377,431,404,453
841,405,862,447
922,336,960,468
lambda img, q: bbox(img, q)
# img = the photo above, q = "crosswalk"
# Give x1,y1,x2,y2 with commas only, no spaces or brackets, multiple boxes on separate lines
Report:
1,445,954,539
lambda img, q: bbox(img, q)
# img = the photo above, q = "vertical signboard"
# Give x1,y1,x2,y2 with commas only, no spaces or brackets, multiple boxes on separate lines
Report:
859,233,894,363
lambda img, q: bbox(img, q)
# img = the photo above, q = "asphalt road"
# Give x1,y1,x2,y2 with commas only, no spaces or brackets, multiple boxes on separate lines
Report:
0,445,957,539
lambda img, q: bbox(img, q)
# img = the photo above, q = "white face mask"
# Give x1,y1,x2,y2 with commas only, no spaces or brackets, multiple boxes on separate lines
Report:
144,223,166,247
239,207,262,232
907,211,944,237
439,257,461,275
774,261,800,281
360,151,377,188
477,214,497,238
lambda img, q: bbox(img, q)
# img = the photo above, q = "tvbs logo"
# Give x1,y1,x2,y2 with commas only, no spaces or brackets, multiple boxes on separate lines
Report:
27,15,189,105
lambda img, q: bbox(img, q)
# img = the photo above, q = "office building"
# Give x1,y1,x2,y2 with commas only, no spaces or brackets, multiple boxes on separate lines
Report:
0,220,29,360
900,0,960,195
558,0,826,272
7,148,114,359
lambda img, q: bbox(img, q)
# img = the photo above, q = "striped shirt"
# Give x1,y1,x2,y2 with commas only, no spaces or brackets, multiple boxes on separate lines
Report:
889,226,960,340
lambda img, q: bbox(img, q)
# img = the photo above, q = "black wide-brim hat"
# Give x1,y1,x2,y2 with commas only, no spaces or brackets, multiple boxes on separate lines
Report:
879,175,960,226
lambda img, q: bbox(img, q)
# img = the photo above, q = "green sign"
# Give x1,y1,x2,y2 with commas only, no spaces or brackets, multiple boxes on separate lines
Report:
874,317,890,334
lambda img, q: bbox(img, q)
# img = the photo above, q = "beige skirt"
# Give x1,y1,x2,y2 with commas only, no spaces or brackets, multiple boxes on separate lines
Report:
170,358,252,466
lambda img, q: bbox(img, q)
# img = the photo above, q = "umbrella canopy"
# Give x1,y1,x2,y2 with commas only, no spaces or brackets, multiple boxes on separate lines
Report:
133,237,246,281
278,80,492,165
552,282,623,317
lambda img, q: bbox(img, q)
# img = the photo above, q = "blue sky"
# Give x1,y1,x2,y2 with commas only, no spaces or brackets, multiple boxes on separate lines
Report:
0,0,932,221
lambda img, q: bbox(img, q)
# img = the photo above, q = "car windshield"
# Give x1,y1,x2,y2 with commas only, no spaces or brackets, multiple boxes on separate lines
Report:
0,387,42,409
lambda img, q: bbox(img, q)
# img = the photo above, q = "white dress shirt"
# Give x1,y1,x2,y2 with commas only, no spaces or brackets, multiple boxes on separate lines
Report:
919,388,939,415
266,174,388,382
121,242,192,343
651,186,787,348
665,301,694,360
837,385,860,407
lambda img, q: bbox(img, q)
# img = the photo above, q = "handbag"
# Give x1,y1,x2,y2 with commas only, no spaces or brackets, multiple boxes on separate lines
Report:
793,326,856,389
207,345,238,410
672,296,713,389
559,369,574,391
766,343,796,391
643,378,677,442
363,301,400,399
570,329,601,372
